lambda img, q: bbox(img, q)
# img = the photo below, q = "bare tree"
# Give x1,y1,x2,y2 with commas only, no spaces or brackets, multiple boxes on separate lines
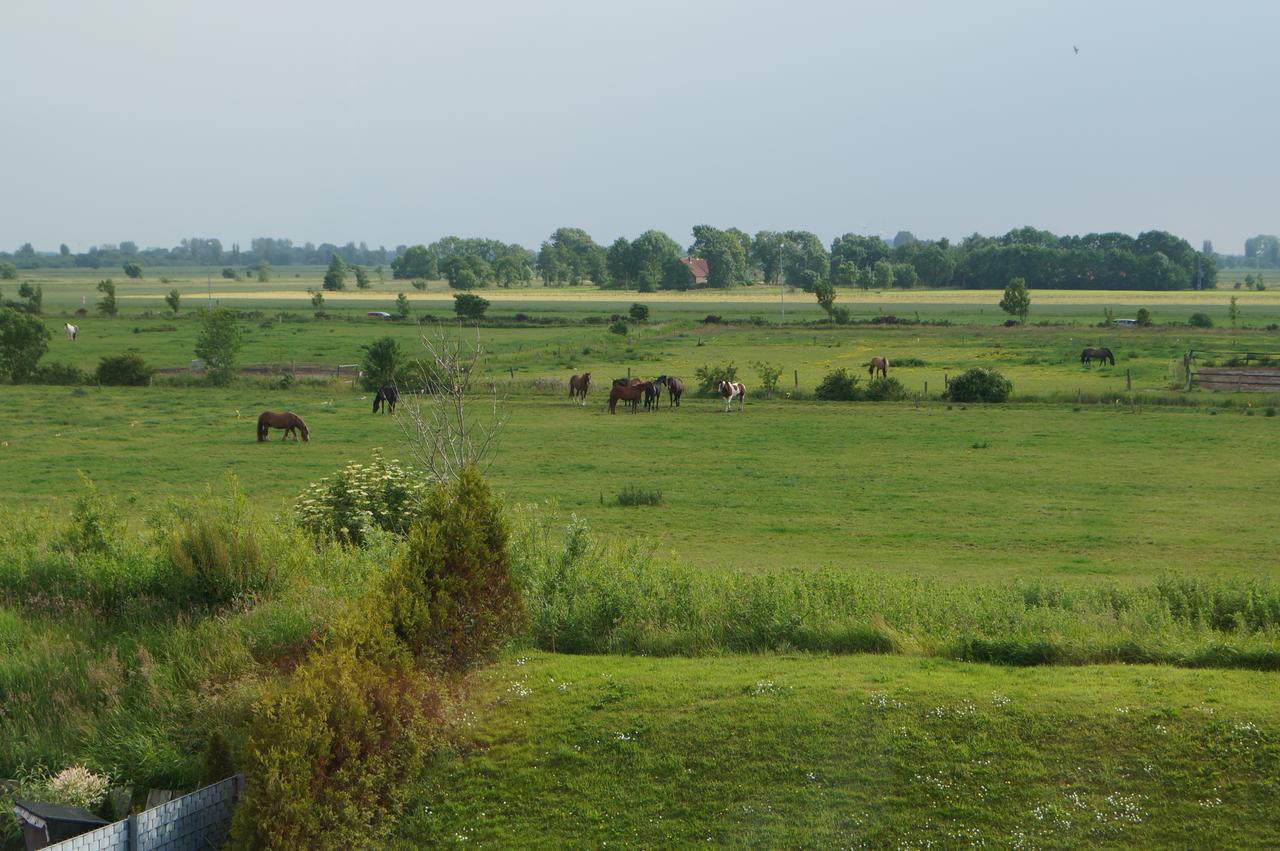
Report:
396,324,507,482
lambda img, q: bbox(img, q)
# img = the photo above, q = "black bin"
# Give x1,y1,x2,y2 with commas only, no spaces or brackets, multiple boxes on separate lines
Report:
12,799,108,850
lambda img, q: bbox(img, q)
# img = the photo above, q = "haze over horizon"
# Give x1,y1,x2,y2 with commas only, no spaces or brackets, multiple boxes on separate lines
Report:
4,0,1277,255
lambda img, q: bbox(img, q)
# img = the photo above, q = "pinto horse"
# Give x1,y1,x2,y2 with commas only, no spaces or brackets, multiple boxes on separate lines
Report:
569,372,591,405
1080,347,1115,366
656,375,684,408
64,323,78,341
257,411,309,442
868,356,889,378
718,380,746,412
373,384,398,414
608,380,654,414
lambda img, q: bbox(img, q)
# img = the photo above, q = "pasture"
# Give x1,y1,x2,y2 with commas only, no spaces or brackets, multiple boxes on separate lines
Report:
4,275,1280,847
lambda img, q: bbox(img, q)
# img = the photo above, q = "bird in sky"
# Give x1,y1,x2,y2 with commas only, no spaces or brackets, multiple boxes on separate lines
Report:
1073,45,1079,54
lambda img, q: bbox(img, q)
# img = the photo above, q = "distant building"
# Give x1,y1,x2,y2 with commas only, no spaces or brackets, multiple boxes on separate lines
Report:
679,256,709,285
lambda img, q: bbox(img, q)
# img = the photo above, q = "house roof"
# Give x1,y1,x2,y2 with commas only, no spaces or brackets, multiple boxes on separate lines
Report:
679,256,709,282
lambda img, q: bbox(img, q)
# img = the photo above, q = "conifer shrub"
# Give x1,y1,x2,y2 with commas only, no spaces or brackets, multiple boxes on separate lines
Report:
383,466,524,670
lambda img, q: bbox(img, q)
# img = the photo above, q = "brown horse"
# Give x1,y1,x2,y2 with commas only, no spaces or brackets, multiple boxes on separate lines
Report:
608,380,653,414
569,372,591,405
1080,347,1115,366
257,411,309,442
868,357,890,378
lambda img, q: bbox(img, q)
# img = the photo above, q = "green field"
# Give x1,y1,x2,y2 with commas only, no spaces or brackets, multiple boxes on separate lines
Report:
3,276,1279,846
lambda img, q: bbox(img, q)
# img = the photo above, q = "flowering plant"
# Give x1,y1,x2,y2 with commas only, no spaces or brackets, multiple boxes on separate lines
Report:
295,449,430,544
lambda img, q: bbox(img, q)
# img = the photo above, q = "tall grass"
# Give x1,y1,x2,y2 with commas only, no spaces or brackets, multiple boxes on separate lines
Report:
509,511,1280,668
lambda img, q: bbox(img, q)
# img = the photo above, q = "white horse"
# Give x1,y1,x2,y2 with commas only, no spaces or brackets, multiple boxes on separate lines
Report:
64,323,78,341
718,380,746,412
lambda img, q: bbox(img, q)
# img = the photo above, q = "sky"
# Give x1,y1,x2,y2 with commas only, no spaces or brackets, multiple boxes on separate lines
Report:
3,0,1277,255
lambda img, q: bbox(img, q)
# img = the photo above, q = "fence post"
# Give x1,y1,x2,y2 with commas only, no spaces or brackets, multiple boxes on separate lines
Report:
1126,369,1131,390
127,814,138,850
924,380,928,397
627,367,631,379
793,369,798,388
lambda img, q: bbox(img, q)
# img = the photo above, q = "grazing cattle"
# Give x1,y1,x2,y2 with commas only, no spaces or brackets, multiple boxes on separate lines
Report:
257,411,309,442
868,356,889,378
373,384,398,414
718,380,746,412
1080,347,1115,366
608,380,655,414
656,375,684,408
569,372,591,405
64,323,78,341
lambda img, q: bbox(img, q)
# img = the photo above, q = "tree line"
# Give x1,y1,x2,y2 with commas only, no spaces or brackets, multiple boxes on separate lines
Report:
3,225,1227,290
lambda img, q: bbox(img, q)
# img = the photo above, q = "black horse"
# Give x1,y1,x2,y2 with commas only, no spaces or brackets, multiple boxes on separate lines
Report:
373,384,398,414
644,380,663,411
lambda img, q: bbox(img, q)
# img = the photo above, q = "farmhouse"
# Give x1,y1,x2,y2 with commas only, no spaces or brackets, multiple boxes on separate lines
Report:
679,256,709,285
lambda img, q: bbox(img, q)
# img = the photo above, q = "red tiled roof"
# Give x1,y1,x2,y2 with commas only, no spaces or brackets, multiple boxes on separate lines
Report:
679,256,709,282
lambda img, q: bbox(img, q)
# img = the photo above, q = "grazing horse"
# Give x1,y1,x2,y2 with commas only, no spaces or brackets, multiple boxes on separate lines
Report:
257,411,309,442
868,356,889,378
644,380,663,411
656,375,684,408
608,380,653,414
64,323,78,341
1080,347,1115,366
373,384,398,414
569,372,591,405
718,380,746,412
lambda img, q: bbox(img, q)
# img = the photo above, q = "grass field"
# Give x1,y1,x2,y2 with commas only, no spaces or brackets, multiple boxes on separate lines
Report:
4,276,1280,846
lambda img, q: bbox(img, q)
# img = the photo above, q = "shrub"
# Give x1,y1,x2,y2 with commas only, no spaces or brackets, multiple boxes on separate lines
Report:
1135,308,1153,326
44,765,111,810
383,467,523,670
751,361,783,398
295,450,429,545
628,303,649,322
360,336,402,391
694,362,737,395
865,375,907,401
95,353,153,386
122,262,143,279
814,368,863,401
944,368,1013,403
195,307,243,385
1189,312,1214,328
608,319,628,336
230,640,433,851
453,292,489,320
27,360,88,385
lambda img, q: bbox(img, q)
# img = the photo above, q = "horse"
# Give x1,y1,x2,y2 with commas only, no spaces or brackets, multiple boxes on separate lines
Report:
64,323,78,341
1080,347,1115,366
656,375,684,408
718,380,746,412
608,380,653,414
569,372,591,405
373,384,398,414
644,380,663,411
868,356,889,378
257,411,309,442
612,377,643,411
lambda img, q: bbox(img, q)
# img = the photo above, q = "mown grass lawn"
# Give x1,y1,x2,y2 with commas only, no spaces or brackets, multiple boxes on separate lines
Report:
397,652,1280,849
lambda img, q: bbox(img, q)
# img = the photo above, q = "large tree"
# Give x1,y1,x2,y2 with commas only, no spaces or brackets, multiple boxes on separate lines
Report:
780,231,828,290
536,228,607,285
322,255,347,291
391,245,437,280
999,276,1031,322
689,225,748,288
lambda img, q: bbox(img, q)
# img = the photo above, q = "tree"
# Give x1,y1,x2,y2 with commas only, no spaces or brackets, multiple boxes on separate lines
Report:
751,231,786,284
453,292,489,320
395,292,411,320
536,228,607,285
780,231,828,289
59,243,70,257
872,259,895,289
1135,307,1152,326
661,256,695,291
0,263,16,280
195,308,243,385
221,267,237,280
391,245,437,280
813,279,837,318
309,289,325,309
1229,295,1240,329
17,282,42,314
165,289,181,313
354,266,370,290
360,336,402,391
893,263,919,288
628,303,649,322
323,255,347,291
257,259,271,283
999,276,1031,323
0,307,50,382
122,262,142,279
96,279,118,316
690,225,748,288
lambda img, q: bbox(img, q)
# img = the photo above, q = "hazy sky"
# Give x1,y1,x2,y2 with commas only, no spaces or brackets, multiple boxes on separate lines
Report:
4,0,1277,254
